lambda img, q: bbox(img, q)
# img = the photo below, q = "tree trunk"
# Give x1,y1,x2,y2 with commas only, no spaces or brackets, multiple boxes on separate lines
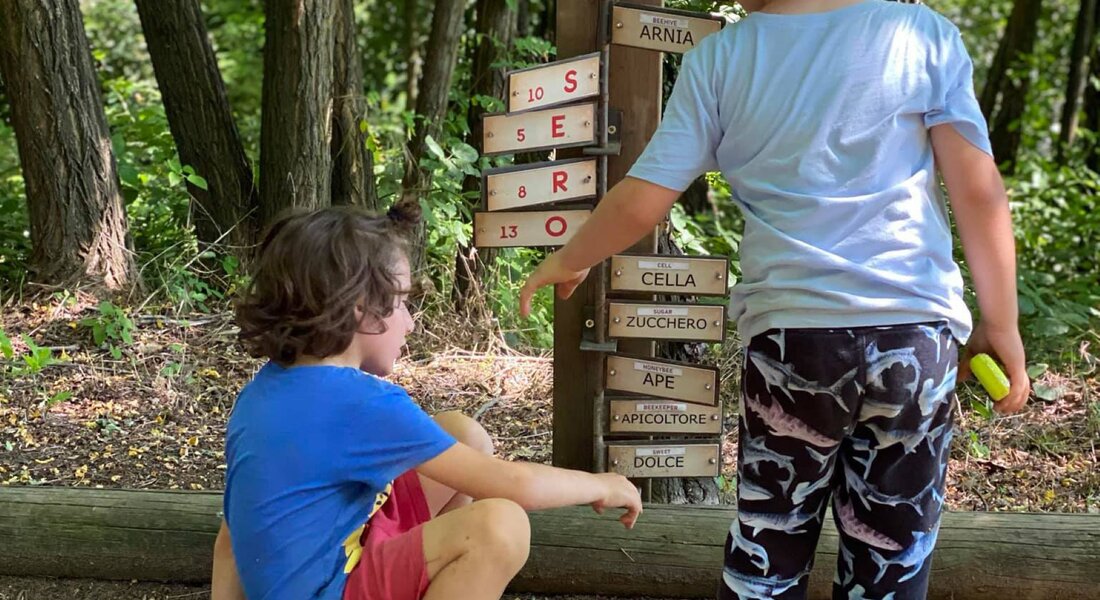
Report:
134,0,259,253
396,0,468,272
258,0,336,230
331,0,377,210
405,0,423,109
1058,0,1098,159
4,487,1100,600
1087,19,1100,173
452,0,516,313
981,0,1043,172
516,0,530,37
0,0,135,291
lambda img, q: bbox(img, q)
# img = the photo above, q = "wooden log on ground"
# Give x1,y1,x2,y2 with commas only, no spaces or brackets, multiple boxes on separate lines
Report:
1,487,1099,599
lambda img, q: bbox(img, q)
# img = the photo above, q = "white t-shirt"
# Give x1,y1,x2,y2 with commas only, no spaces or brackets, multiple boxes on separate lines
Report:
627,0,992,344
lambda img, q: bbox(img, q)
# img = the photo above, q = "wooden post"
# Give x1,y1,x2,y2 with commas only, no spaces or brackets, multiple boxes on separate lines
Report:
552,0,663,472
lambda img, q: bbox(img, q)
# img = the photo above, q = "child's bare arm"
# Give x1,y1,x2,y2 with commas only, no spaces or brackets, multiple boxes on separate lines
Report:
931,123,1031,413
416,442,643,528
519,177,681,316
211,520,246,600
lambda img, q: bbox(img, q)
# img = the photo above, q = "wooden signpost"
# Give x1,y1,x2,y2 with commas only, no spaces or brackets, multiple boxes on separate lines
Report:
483,158,598,211
476,0,731,484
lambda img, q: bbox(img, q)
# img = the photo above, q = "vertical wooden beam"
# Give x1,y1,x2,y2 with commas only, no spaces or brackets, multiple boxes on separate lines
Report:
552,0,600,470
552,0,663,472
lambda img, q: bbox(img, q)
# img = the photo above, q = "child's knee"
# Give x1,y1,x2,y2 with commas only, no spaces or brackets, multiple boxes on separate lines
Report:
433,411,493,455
466,498,530,566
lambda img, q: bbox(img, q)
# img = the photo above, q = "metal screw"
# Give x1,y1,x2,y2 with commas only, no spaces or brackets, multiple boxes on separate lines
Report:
616,21,624,28
512,90,519,96
709,458,717,465
613,317,621,324
715,272,724,279
713,320,721,327
711,414,719,421
609,369,617,376
584,319,595,328
612,459,620,466
608,125,617,135
489,190,497,196
478,227,485,233
614,269,623,277
613,415,621,421
584,120,592,127
583,175,592,183
705,384,712,390
487,132,494,138
589,72,597,79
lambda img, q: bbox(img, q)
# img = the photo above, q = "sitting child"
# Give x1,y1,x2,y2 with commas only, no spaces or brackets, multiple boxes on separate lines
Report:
211,205,642,600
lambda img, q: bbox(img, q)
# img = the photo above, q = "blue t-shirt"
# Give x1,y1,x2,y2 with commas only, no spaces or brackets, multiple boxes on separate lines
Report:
224,363,456,600
627,0,991,344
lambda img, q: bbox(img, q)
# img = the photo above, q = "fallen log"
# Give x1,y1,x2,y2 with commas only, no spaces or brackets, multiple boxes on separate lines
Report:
1,487,1098,599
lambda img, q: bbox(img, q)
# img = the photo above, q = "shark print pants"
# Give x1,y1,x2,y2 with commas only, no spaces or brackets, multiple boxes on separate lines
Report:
719,322,957,600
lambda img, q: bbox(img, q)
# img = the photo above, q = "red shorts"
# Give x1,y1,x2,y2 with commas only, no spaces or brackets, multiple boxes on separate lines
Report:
344,471,432,600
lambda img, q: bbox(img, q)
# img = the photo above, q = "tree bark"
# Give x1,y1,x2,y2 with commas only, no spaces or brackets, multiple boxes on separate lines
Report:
1058,0,1098,159
134,0,259,253
4,487,1100,599
331,0,377,210
404,0,423,109
396,0,468,272
258,0,336,230
453,0,516,312
981,0,1043,172
1087,16,1100,173
0,0,136,290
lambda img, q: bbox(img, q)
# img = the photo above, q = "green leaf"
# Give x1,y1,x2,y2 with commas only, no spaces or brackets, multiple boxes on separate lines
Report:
186,173,209,190
48,391,72,406
1033,383,1065,402
1026,363,1049,379
1032,317,1070,337
109,345,122,360
424,135,447,161
452,142,479,164
167,171,182,187
358,119,369,134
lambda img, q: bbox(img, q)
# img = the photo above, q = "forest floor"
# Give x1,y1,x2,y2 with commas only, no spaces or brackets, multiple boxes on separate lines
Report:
1,293,1099,598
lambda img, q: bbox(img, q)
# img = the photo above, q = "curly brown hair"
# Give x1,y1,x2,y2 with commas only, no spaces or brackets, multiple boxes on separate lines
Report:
235,204,419,365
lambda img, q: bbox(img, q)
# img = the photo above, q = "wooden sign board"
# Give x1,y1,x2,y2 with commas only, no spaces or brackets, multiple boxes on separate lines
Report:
607,442,720,478
609,398,722,434
508,52,601,113
474,209,591,248
483,158,597,211
611,3,724,54
483,102,596,156
611,254,729,296
605,354,719,406
608,302,726,343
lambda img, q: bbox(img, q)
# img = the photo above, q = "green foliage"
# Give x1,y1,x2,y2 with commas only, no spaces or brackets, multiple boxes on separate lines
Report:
79,301,135,360
16,335,56,375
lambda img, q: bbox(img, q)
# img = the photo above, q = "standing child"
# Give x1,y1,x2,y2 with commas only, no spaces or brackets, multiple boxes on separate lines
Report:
211,205,642,600
519,0,1030,598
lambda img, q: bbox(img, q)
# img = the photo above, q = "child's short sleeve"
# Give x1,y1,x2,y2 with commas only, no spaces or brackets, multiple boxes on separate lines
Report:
336,379,456,486
923,27,992,156
627,44,722,191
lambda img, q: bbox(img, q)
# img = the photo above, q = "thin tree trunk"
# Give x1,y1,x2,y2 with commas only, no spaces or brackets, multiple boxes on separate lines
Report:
453,0,516,312
405,0,423,109
0,0,136,290
1058,0,1098,159
134,0,259,253
331,0,376,210
1087,15,1100,173
982,0,1043,173
258,0,336,230
396,0,467,273
516,0,530,37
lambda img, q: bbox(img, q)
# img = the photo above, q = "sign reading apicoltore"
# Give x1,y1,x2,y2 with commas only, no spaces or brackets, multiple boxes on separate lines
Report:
474,209,591,248
608,301,726,343
482,102,597,156
611,3,724,55
507,52,601,113
609,398,722,434
605,354,719,406
611,254,729,296
483,158,597,211
607,442,720,478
